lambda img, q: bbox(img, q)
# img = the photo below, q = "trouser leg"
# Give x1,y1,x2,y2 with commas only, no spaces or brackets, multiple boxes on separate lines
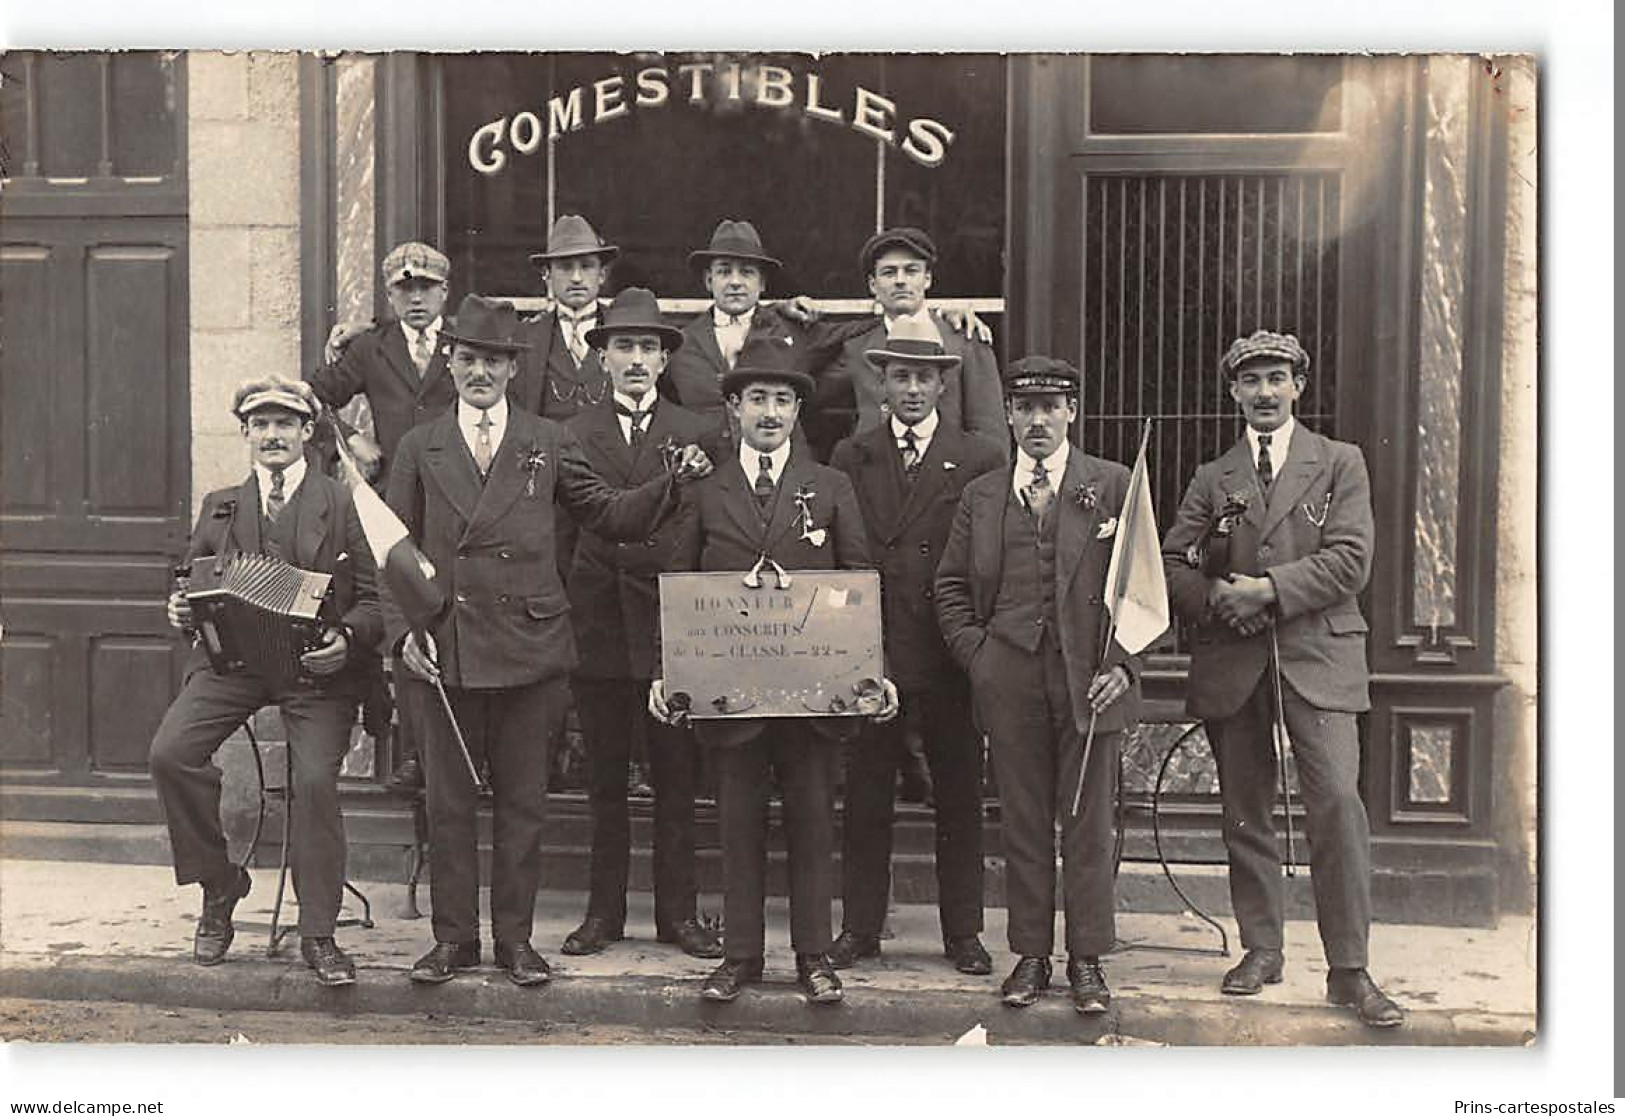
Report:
279,690,357,936
1209,681,1286,953
148,670,267,889
646,710,700,934
775,727,836,956
714,740,771,960
838,718,900,938
574,676,633,928
419,679,487,945
920,680,986,941
486,678,567,946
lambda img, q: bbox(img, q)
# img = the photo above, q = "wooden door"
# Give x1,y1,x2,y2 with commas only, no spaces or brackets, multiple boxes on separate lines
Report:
0,51,190,784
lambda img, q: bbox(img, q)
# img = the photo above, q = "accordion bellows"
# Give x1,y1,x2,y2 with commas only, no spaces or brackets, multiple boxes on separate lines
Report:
185,554,334,687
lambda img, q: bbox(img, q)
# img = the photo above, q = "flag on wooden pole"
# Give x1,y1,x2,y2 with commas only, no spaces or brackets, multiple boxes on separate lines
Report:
333,442,445,633
1103,420,1169,656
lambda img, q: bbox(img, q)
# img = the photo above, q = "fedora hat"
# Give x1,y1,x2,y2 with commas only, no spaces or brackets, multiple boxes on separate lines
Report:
1002,355,1082,396
687,219,782,271
527,214,620,268
583,287,684,352
720,336,816,401
862,316,962,372
440,295,530,353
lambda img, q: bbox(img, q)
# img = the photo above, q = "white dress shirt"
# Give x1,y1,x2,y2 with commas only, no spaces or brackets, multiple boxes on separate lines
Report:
891,408,940,460
401,317,443,372
1011,442,1070,501
614,390,657,445
253,457,307,516
1245,416,1296,481
738,439,792,487
883,308,940,339
557,306,599,364
713,306,755,368
458,397,510,466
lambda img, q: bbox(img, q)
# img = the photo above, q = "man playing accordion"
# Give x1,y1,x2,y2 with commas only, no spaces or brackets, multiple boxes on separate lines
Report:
149,376,382,988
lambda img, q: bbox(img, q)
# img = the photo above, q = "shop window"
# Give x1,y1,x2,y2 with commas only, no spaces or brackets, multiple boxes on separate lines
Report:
1089,54,1344,136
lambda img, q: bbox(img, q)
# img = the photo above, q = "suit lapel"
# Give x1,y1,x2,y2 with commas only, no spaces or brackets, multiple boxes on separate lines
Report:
856,427,907,545
1259,427,1324,540
290,473,333,569
763,450,814,551
227,476,263,557
894,423,959,538
1054,449,1098,603
1217,438,1267,531
421,412,483,527
586,400,635,484
693,310,728,375
379,324,425,395
465,413,533,540
973,471,1013,620
632,399,683,482
716,457,767,545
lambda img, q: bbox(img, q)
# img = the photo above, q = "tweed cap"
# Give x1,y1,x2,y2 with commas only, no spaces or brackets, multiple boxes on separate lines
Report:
381,241,450,286
859,226,937,275
1221,330,1311,375
1002,356,1081,396
232,376,321,420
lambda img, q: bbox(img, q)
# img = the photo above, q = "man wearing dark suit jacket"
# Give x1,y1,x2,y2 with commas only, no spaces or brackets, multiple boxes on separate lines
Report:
649,336,898,1006
935,356,1142,1015
306,240,460,792
386,295,711,988
1161,330,1403,1028
558,288,723,961
827,316,1005,977
510,214,617,423
150,377,382,988
808,227,1007,461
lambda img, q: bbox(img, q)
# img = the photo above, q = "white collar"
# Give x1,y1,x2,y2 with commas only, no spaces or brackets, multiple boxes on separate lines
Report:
252,457,307,512
883,308,938,338
401,316,442,344
890,408,940,444
1012,442,1070,494
556,304,599,326
1246,416,1296,461
738,438,792,485
713,305,755,328
458,396,510,430
613,390,657,415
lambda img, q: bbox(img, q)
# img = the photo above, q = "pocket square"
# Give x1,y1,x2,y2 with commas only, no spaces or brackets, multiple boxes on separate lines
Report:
1096,517,1118,539
943,461,957,471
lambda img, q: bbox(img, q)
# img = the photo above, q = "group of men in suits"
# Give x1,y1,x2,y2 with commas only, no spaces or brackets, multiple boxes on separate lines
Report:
145,202,1402,1027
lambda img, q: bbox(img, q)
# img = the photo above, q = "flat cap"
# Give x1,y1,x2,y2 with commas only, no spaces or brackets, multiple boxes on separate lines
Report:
1002,355,1082,396
859,227,937,275
232,376,321,420
1221,330,1310,375
381,241,450,286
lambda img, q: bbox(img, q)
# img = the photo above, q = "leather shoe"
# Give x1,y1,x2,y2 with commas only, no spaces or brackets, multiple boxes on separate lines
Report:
409,940,481,984
700,957,765,1002
944,935,993,976
300,936,357,987
1221,948,1285,995
193,867,252,966
659,918,724,959
827,929,881,969
1067,956,1111,1014
795,953,844,1005
561,916,624,956
495,940,552,987
387,755,423,792
1000,955,1052,1007
1327,968,1405,1028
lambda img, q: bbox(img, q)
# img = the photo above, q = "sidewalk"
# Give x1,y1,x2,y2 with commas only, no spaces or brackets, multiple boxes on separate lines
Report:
0,859,1536,1046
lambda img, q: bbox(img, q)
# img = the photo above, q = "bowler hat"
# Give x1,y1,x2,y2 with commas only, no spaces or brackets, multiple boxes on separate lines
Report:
1221,330,1311,375
863,315,962,372
527,215,620,268
232,376,321,420
381,241,450,286
440,295,530,353
720,336,816,401
858,227,937,275
584,287,685,352
1002,356,1082,396
687,219,782,271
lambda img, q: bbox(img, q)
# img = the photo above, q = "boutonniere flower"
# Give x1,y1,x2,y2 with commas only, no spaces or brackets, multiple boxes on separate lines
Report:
521,446,548,497
1095,517,1118,540
1217,492,1251,536
943,460,958,471
1073,482,1099,511
793,483,827,548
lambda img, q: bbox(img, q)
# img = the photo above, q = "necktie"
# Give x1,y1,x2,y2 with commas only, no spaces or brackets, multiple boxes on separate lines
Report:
475,411,494,475
1256,433,1274,493
616,403,650,450
1024,459,1053,523
563,314,591,366
900,428,921,477
266,468,286,524
410,328,431,375
717,313,746,369
754,453,776,509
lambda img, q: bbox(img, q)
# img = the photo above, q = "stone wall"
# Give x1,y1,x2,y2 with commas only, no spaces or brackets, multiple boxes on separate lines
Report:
1492,56,1538,914
187,51,303,517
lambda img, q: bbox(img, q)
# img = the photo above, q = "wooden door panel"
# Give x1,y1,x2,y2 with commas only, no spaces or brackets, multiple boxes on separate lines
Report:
90,637,177,772
0,637,58,766
0,245,57,514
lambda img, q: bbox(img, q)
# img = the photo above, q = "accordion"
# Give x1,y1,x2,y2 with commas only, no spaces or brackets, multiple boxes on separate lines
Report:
182,554,334,687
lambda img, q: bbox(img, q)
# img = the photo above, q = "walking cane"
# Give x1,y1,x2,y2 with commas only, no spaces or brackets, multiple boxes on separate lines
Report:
1266,627,1298,877
418,635,487,794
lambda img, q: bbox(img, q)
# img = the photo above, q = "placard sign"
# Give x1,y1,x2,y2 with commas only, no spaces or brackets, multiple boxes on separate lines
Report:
658,570,884,720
